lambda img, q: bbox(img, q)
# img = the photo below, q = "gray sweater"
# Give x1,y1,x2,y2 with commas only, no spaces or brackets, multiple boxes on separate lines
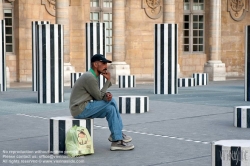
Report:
69,71,112,117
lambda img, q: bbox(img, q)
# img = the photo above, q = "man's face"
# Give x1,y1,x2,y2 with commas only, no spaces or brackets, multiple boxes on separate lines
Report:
95,61,108,74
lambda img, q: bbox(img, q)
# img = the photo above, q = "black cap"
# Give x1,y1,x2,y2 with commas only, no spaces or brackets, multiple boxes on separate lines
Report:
91,54,112,63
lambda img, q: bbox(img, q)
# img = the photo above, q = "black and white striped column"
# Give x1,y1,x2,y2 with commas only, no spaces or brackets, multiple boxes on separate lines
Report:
70,72,84,88
49,116,94,155
154,24,178,94
245,25,250,101
212,140,250,166
118,75,135,88
234,106,250,128
178,78,195,87
37,24,64,104
0,20,6,92
119,96,149,114
86,22,106,89
32,21,50,92
192,73,208,86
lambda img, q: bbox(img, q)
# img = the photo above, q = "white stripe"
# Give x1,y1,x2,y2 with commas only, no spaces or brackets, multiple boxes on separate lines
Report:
93,22,97,54
242,147,250,166
164,24,168,94
38,25,43,103
157,24,161,94
234,107,238,127
245,26,248,101
125,75,128,88
80,119,87,128
100,23,103,54
140,97,144,113
242,108,247,128
54,25,59,103
87,23,91,70
171,24,175,94
222,146,230,166
65,120,72,140
211,143,215,166
131,96,136,114
122,97,126,114
53,120,59,154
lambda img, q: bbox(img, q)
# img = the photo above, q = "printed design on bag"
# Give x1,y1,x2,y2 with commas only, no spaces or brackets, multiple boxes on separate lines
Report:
77,128,92,155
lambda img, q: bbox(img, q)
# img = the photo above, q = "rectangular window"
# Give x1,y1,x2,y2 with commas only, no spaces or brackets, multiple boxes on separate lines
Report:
183,0,205,53
90,0,112,53
4,9,13,53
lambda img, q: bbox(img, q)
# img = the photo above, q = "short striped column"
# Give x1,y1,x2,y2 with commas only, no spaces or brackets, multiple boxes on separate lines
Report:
119,96,149,114
37,24,64,104
70,72,84,88
86,22,106,89
49,116,94,155
118,75,135,88
192,73,208,86
154,24,178,94
32,21,50,92
245,25,250,101
234,106,250,128
0,20,6,92
178,78,195,87
212,140,250,166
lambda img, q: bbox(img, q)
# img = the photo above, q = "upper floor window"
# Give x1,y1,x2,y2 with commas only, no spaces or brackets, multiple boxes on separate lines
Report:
90,0,112,53
183,0,205,53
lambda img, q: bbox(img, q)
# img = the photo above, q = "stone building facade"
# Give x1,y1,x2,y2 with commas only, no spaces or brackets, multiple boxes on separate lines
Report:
1,0,250,84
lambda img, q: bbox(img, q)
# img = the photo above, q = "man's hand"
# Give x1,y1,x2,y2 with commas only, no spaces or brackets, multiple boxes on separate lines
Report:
106,92,112,101
102,70,111,80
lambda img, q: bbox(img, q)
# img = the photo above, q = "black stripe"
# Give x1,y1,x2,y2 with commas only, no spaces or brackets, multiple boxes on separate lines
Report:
58,120,65,154
188,78,191,86
160,24,164,94
178,78,180,87
182,79,185,87
197,74,200,86
215,145,222,166
247,109,250,128
50,25,55,103
72,120,80,127
90,23,93,67
126,98,130,114
237,108,241,127
144,97,147,112
32,22,35,91
118,76,121,88
86,119,91,136
231,146,241,166
202,74,205,85
97,23,100,53
86,23,89,71
1,20,5,91
49,119,53,152
37,25,40,102
58,25,62,102
42,24,46,103
136,97,140,113
128,76,131,87
123,76,125,88
103,23,105,56
119,97,122,113
133,75,135,87
154,24,158,93
174,24,177,93
168,24,172,94
247,26,250,101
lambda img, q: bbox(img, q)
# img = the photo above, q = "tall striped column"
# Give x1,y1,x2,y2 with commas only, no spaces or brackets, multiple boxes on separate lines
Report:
0,20,6,92
32,21,50,92
86,22,106,89
154,24,178,94
245,25,250,101
37,24,64,104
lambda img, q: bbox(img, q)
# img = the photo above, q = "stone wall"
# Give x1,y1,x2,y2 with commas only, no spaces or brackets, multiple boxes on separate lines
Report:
14,0,55,82
125,0,162,80
221,1,250,77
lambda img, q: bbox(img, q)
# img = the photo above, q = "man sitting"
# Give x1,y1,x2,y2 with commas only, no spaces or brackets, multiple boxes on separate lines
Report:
69,54,134,151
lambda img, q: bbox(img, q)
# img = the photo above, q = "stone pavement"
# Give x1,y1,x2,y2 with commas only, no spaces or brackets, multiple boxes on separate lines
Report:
0,79,249,166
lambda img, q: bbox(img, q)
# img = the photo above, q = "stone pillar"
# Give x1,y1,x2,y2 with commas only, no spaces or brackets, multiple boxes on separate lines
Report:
0,20,6,91
163,0,175,23
0,0,3,20
108,0,130,84
204,0,226,81
55,0,75,86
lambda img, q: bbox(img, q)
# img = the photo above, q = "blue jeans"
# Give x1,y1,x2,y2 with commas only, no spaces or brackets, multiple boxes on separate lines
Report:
74,98,123,141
